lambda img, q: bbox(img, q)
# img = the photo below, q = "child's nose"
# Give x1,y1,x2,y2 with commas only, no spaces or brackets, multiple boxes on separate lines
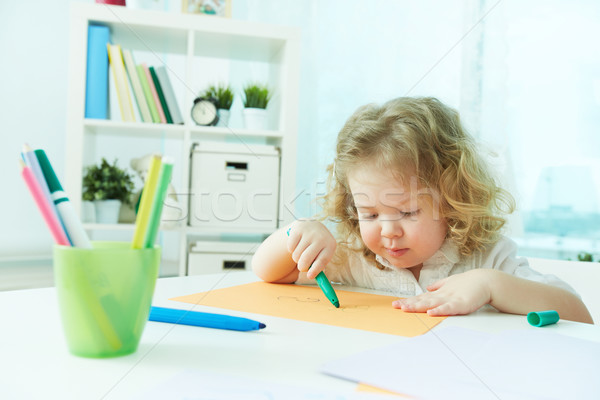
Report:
380,217,403,238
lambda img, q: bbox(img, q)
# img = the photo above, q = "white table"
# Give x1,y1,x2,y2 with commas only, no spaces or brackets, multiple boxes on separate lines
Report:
1,271,598,399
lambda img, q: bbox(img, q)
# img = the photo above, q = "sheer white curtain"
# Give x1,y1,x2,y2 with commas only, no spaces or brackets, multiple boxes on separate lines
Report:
235,1,600,259
476,0,600,259
236,0,467,217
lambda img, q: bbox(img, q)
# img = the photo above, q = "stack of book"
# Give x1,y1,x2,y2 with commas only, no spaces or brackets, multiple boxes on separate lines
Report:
84,24,184,124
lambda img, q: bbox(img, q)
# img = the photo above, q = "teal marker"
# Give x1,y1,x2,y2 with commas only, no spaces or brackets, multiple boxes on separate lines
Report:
35,149,92,249
314,271,340,308
287,227,340,308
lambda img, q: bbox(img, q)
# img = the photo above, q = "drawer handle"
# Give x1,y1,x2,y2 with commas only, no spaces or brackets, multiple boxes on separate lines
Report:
226,161,248,170
227,173,246,182
224,260,246,269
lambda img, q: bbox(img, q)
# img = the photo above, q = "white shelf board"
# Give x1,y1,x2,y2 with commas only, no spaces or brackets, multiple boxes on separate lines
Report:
83,223,183,232
185,226,275,236
84,119,185,138
189,125,284,140
83,119,284,140
83,223,136,231
81,223,271,236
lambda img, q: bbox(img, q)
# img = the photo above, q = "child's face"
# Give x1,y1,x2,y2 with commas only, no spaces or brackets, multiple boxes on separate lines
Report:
347,163,447,270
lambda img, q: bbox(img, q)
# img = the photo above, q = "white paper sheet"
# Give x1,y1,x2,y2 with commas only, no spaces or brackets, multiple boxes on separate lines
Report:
139,369,400,400
320,326,600,400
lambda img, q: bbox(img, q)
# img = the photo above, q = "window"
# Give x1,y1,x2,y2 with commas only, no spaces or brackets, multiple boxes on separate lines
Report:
476,0,600,260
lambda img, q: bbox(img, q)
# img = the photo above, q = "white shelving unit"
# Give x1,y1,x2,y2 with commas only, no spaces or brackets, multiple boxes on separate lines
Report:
65,3,300,276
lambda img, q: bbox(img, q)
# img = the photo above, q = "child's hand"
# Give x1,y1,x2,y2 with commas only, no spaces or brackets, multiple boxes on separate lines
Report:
392,269,493,316
287,220,336,280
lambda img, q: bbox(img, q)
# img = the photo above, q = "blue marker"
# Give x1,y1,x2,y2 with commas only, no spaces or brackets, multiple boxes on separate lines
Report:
149,307,266,331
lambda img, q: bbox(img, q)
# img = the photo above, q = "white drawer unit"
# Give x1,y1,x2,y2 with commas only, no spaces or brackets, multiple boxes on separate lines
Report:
189,142,280,231
187,241,259,275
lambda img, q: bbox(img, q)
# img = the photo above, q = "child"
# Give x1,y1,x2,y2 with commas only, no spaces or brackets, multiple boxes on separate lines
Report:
252,97,593,324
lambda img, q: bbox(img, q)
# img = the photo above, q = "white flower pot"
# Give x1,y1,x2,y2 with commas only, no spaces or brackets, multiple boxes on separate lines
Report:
81,201,96,223
217,109,230,127
94,199,122,224
127,0,165,10
242,108,267,130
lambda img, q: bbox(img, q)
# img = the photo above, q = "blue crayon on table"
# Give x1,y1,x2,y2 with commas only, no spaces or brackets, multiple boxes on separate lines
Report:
149,307,266,331
287,227,340,308
35,149,92,249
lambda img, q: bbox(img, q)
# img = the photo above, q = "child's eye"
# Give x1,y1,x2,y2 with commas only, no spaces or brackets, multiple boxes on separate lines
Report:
359,213,378,220
401,210,420,218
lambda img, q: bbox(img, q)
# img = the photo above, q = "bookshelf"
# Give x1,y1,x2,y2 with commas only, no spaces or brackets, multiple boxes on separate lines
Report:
65,3,300,276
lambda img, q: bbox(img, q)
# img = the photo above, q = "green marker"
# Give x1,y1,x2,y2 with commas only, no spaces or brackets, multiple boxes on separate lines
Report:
143,158,174,249
35,149,91,248
314,271,340,308
287,227,340,308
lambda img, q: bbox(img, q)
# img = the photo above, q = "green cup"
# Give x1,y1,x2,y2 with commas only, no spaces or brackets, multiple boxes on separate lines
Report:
53,241,160,358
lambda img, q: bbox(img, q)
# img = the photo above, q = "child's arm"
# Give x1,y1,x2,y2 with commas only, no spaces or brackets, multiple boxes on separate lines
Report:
486,270,592,323
393,269,593,324
252,224,298,283
252,220,337,284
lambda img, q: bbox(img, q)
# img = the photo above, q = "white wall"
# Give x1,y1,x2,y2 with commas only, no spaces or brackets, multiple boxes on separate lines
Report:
0,0,175,258
0,0,72,257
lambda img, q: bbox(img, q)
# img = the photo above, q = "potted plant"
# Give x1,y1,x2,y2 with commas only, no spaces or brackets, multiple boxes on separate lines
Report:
202,83,234,127
82,158,134,224
242,82,272,130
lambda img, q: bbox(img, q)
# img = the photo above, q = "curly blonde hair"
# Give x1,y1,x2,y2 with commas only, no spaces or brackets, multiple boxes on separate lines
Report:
321,96,515,260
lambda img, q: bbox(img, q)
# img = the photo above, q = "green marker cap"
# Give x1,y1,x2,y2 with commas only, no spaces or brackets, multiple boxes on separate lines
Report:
527,310,559,327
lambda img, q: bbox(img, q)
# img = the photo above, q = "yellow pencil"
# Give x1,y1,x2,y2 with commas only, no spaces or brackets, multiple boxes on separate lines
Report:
132,154,162,249
79,274,123,351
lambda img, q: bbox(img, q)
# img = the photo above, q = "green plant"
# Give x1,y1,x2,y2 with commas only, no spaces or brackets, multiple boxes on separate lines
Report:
242,82,272,109
577,251,594,262
82,158,134,204
202,83,234,110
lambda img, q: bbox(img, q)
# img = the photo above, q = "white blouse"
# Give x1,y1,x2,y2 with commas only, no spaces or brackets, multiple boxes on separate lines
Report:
296,236,578,298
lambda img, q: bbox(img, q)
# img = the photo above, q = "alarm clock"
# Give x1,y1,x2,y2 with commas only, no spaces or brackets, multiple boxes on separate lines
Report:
191,97,219,126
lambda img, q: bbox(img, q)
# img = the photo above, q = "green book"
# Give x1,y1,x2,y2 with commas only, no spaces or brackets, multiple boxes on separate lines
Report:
150,66,173,124
136,64,160,123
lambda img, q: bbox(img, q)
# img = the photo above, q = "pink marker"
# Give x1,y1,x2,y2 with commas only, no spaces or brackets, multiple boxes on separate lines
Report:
19,160,70,246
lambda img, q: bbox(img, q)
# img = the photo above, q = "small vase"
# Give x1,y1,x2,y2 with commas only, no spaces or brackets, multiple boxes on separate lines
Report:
242,108,267,130
94,200,122,224
217,109,230,127
127,0,164,10
81,201,96,223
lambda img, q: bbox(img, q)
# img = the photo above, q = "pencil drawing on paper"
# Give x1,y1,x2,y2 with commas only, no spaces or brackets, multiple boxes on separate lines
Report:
338,305,370,313
277,296,320,303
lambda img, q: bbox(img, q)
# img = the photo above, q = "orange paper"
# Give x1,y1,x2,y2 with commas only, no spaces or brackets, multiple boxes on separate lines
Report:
171,282,445,337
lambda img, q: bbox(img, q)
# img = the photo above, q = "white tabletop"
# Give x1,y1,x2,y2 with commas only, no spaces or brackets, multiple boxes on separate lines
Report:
1,271,598,399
